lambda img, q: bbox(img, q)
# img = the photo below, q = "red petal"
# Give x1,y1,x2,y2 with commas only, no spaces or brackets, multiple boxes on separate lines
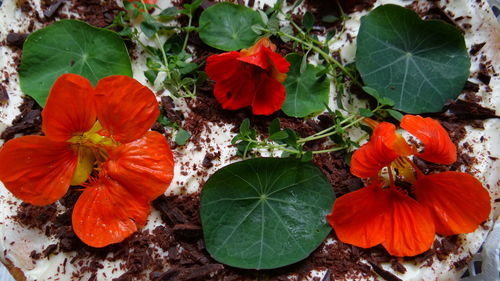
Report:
206,52,241,82
251,73,286,115
400,115,456,164
382,188,435,256
414,172,491,236
103,131,174,201
94,76,159,143
212,66,257,111
327,181,386,248
350,122,400,178
42,74,96,141
0,136,76,205
264,47,290,75
72,177,150,248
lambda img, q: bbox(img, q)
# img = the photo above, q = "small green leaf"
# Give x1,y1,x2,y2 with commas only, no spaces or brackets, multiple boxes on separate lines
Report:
387,109,404,121
199,2,263,51
258,10,269,25
279,25,293,43
322,15,338,23
159,7,179,21
140,13,162,37
268,130,289,141
19,20,132,106
301,151,313,162
282,54,330,117
325,29,336,42
291,0,305,10
358,108,374,117
200,158,334,269
175,128,191,145
268,118,281,135
362,86,380,99
303,12,314,32
240,118,251,136
356,4,470,113
251,24,264,35
144,69,158,84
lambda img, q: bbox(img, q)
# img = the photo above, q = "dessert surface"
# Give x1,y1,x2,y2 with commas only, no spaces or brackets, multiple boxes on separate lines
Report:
0,0,499,280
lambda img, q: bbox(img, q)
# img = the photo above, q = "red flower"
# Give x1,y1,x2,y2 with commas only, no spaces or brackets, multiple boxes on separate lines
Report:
127,0,157,4
205,37,290,115
0,74,174,247
327,115,491,256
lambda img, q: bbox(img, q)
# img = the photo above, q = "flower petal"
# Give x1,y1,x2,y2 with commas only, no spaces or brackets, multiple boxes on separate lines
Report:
72,177,150,248
414,172,491,236
251,73,286,115
0,136,76,205
400,115,456,164
327,181,387,248
212,65,257,111
350,122,401,178
94,76,159,143
42,74,96,141
206,51,241,82
382,188,435,257
103,131,174,201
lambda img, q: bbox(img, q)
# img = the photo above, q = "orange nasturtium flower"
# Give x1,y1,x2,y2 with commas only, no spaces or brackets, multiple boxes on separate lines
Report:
0,74,174,248
327,115,491,257
205,37,290,115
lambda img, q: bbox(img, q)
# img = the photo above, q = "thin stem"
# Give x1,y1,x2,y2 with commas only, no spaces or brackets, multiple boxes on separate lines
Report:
273,29,359,85
182,14,193,52
312,146,348,154
140,0,171,80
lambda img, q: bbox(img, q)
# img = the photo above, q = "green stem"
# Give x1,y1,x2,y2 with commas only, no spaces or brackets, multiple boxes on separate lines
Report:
140,0,171,80
272,29,358,85
312,146,348,154
182,14,193,52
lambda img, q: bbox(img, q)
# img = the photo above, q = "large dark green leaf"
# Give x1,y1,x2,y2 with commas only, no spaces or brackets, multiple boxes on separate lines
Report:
356,4,470,114
198,2,263,51
200,158,334,269
282,54,330,117
19,20,132,106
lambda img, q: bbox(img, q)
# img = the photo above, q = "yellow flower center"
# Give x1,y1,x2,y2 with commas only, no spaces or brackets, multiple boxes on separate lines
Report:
67,122,117,185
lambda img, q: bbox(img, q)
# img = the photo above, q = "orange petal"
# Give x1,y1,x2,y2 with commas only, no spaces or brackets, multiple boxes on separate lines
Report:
72,176,150,248
400,115,456,165
382,188,435,256
103,131,174,201
251,73,286,115
327,181,387,248
0,136,76,205
94,76,159,143
42,73,96,141
350,122,401,178
414,172,491,236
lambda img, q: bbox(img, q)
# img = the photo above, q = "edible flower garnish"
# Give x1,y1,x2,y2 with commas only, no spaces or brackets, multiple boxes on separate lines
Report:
205,37,290,115
327,115,491,256
0,74,174,247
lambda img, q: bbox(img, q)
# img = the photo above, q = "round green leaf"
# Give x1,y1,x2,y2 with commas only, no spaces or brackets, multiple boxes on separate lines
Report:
200,158,334,269
282,54,330,117
356,4,470,114
198,2,263,51
19,20,132,106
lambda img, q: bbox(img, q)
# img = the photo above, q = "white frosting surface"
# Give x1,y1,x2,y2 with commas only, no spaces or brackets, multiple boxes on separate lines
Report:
0,0,499,280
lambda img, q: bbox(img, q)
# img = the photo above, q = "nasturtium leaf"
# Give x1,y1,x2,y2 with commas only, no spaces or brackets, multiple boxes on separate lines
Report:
198,2,263,51
19,20,132,106
201,158,334,269
282,54,330,118
175,128,191,145
356,4,470,114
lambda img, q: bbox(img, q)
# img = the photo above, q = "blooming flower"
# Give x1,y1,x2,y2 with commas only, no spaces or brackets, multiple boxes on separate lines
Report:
205,37,290,115
327,115,491,256
0,74,174,247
